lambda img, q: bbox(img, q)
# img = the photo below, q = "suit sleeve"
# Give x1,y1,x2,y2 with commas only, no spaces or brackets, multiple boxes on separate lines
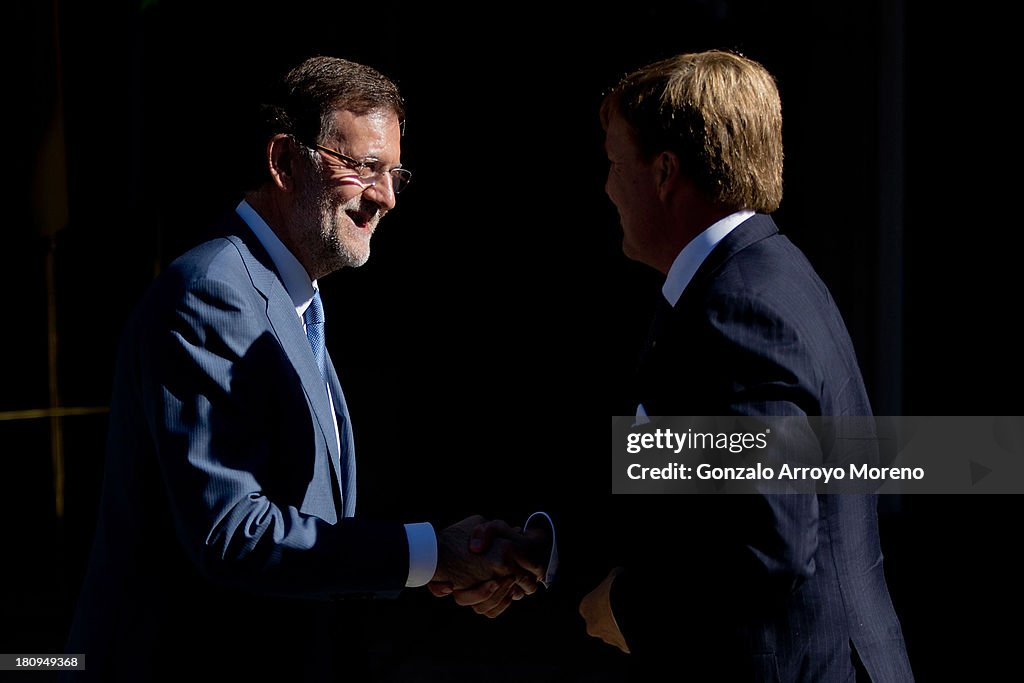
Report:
135,276,409,598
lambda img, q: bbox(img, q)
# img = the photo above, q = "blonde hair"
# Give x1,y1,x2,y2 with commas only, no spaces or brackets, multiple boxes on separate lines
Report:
601,50,783,212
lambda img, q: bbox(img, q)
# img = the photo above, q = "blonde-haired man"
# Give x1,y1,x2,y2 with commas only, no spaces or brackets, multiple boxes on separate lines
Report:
585,51,914,682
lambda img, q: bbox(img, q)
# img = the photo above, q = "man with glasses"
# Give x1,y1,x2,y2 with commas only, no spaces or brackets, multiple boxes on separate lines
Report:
66,56,550,681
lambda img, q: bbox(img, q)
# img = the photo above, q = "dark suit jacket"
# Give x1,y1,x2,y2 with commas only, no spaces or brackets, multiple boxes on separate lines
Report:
66,215,409,681
611,215,913,681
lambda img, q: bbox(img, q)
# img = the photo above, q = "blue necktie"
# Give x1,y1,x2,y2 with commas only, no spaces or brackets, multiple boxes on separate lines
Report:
304,290,356,516
304,289,327,381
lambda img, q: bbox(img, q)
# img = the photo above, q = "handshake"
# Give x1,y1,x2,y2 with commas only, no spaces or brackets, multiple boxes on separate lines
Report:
427,515,553,618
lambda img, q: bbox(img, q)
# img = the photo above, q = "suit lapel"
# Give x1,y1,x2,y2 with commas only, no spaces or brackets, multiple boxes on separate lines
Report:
324,351,357,517
223,220,345,505
264,290,345,486
639,214,782,394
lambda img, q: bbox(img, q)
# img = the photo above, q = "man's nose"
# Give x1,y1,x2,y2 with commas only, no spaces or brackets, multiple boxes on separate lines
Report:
362,174,397,212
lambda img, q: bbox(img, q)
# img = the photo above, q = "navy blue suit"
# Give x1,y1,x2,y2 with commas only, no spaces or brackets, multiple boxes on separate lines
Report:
611,215,913,681
66,215,408,680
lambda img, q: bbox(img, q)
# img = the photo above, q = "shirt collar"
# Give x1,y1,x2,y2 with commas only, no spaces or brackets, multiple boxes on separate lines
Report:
661,210,755,307
236,199,319,318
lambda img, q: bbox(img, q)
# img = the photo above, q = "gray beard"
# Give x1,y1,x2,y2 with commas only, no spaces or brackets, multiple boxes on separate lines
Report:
293,170,371,278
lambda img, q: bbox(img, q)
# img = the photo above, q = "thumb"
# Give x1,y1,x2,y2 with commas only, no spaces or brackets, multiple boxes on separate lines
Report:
469,523,492,553
427,581,454,598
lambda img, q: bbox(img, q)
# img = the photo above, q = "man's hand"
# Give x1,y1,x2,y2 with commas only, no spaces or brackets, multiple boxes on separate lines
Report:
428,517,548,618
579,567,630,654
432,516,543,587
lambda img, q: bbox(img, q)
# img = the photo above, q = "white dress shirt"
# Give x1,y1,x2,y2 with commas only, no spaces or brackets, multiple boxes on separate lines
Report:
662,210,754,307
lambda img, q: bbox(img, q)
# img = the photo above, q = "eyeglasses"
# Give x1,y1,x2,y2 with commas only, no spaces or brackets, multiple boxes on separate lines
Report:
313,144,412,194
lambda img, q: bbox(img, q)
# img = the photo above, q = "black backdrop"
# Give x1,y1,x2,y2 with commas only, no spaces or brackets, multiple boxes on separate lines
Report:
5,0,1022,679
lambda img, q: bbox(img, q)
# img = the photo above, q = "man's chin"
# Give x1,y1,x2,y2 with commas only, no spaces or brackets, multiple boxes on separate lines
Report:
330,229,372,269
621,239,640,262
339,244,370,269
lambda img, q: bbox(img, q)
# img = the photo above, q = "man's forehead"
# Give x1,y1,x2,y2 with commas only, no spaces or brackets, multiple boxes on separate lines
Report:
604,114,636,151
327,109,402,154
329,108,400,131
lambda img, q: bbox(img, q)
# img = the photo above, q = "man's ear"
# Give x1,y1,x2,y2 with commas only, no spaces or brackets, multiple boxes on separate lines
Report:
655,150,680,201
267,134,299,192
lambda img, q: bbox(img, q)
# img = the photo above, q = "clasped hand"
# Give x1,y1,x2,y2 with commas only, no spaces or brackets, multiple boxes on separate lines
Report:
428,515,549,618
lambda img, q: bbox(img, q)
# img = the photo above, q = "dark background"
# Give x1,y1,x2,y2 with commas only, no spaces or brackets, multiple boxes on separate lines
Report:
5,0,1022,679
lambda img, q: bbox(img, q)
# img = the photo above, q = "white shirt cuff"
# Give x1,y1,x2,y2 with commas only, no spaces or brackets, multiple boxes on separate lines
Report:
404,522,437,588
524,511,558,587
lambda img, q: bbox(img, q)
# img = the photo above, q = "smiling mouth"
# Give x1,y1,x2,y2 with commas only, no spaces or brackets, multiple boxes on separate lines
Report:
346,209,375,229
